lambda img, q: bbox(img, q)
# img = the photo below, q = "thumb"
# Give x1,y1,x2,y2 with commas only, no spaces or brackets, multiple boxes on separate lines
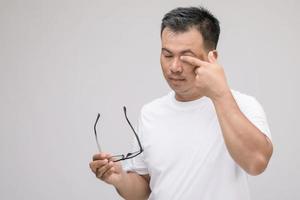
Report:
208,51,217,63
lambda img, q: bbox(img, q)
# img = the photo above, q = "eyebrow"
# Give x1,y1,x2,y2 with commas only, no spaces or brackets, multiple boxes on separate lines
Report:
161,48,197,57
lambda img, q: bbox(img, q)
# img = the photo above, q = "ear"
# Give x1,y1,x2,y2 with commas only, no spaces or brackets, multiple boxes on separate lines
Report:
212,50,218,60
208,50,218,63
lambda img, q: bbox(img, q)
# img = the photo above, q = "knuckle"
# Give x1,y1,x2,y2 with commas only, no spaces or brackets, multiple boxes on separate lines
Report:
99,152,106,158
195,69,203,75
99,159,108,166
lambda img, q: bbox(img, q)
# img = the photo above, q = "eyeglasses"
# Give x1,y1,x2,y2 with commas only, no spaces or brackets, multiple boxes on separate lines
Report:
93,106,143,162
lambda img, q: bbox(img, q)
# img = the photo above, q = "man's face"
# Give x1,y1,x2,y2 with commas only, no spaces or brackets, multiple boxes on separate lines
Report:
160,27,208,100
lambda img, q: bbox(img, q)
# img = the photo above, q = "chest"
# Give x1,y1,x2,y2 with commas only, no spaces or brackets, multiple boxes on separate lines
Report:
141,109,223,174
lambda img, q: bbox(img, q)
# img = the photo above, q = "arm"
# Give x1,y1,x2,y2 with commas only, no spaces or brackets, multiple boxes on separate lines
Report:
212,91,273,175
115,173,151,200
180,51,273,175
89,153,151,200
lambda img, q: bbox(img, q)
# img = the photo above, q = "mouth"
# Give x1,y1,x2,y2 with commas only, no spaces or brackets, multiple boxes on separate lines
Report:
169,77,186,83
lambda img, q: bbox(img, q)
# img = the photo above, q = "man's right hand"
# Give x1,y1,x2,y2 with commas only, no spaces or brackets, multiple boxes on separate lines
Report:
89,152,126,186
90,152,151,199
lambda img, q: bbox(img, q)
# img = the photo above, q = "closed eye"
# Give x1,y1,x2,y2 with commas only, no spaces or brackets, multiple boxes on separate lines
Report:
163,54,173,58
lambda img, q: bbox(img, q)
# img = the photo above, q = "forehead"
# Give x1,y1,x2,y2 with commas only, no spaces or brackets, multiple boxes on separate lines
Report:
161,27,205,53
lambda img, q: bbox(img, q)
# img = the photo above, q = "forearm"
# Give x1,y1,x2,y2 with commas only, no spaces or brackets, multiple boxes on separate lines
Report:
114,172,151,200
212,91,273,175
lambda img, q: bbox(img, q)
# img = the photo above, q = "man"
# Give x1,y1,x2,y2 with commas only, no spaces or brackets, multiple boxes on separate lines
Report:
89,6,273,200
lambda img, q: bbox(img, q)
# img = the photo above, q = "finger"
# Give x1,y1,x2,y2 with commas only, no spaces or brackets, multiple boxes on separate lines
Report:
96,164,109,179
96,161,114,179
101,163,116,180
89,159,109,173
93,152,111,161
101,167,114,180
194,67,203,75
108,155,123,162
89,162,97,173
195,73,202,81
180,55,208,67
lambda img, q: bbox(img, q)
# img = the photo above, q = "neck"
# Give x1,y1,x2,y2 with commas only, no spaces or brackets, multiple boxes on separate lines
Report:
175,91,204,102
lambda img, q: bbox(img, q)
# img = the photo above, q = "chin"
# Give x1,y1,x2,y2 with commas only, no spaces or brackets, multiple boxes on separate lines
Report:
171,86,189,95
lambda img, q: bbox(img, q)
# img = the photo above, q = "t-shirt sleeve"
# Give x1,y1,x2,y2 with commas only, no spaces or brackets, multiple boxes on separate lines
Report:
122,115,149,175
234,92,272,140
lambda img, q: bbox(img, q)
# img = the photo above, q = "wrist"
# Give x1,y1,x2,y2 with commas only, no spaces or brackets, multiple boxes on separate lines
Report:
211,87,232,103
212,89,241,116
113,170,128,189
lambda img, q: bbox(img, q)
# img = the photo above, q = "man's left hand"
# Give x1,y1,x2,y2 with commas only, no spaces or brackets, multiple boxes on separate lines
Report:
180,51,230,101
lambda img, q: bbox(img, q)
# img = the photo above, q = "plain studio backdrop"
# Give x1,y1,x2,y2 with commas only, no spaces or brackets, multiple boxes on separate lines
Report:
0,0,299,199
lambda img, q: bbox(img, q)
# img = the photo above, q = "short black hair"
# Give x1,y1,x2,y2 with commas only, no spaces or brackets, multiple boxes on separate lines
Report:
161,6,220,51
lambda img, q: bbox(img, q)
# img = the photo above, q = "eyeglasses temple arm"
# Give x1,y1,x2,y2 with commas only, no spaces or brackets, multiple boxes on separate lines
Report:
94,113,102,152
123,106,143,152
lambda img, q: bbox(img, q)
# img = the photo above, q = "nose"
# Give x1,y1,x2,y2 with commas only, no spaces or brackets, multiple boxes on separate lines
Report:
169,57,183,73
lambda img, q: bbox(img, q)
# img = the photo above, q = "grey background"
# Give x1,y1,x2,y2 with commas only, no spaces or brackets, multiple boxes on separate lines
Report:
0,0,299,199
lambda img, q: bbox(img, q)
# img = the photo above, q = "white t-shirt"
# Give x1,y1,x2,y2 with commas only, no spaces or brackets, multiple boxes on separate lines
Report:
123,90,271,200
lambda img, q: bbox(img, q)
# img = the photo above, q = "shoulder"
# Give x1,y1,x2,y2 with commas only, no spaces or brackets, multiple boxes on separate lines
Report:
231,89,257,103
231,89,271,139
231,89,263,112
231,89,268,123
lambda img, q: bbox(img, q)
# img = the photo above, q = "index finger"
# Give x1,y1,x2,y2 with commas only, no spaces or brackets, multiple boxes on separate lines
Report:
180,55,209,67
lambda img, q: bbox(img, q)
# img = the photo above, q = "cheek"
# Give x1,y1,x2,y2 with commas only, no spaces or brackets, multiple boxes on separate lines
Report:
160,57,169,73
182,64,196,76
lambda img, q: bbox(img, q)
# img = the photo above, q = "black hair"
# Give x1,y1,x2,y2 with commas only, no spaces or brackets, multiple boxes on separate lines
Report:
161,6,220,50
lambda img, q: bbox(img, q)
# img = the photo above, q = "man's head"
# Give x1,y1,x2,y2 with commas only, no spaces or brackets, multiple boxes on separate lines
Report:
160,7,220,101
161,6,220,51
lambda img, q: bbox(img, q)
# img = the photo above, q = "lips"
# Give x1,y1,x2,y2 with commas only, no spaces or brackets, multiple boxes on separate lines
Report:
169,77,186,86
169,77,185,81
